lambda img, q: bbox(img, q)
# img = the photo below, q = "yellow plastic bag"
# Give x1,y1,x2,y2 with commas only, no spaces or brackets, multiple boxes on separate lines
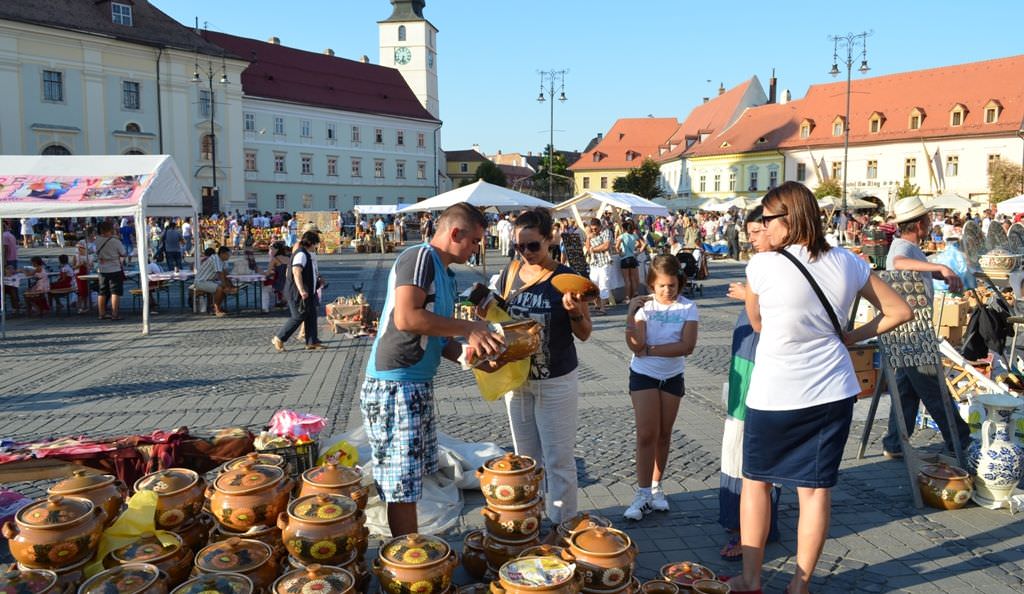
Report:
317,439,359,467
473,357,531,401
84,490,172,578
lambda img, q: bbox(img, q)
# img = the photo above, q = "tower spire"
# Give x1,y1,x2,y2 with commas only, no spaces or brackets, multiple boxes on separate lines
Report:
382,0,426,21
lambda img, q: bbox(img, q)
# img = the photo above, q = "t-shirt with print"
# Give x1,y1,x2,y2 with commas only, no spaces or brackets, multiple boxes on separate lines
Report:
630,296,699,380
498,263,578,380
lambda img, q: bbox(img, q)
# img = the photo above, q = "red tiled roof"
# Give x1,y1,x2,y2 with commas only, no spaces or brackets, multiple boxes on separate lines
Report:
685,101,801,157
569,117,680,172
659,77,761,161
779,54,1024,148
204,31,437,122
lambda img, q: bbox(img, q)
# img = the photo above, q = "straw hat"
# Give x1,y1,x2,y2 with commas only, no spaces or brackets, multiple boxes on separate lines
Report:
892,196,931,224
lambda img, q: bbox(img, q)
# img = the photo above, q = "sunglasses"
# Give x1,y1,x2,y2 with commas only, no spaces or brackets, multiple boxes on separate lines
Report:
760,212,787,225
514,241,543,253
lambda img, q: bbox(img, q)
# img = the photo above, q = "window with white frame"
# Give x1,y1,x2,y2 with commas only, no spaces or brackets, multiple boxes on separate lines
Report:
42,70,63,102
397,130,405,145
950,106,966,127
375,128,384,144
459,163,469,173
275,194,286,210
244,151,257,171
274,153,286,173
302,194,313,209
985,107,998,124
300,120,311,138
327,157,338,176
989,154,1001,171
600,176,608,189
199,90,212,117
831,162,842,179
905,158,916,178
274,116,285,135
910,114,921,129
122,81,140,110
351,158,361,177
398,25,406,41
796,163,806,182
866,160,878,179
748,170,758,191
417,132,426,148
374,159,384,178
353,195,362,205
832,120,843,136
800,124,810,139
327,123,336,140
301,155,313,175
713,174,721,192
246,192,258,210
351,126,360,143
582,177,590,189
417,161,426,179
376,196,384,205
946,156,959,176
328,195,337,210
698,175,706,192
243,112,255,131
728,171,736,191
768,169,778,188
111,2,133,25
396,160,406,178
200,135,214,161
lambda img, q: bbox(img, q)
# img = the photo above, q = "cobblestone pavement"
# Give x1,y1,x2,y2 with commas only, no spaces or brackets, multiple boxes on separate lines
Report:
1,247,1022,593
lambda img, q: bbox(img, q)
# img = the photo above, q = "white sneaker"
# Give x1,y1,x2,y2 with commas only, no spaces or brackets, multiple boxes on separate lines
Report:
650,489,670,512
623,490,652,521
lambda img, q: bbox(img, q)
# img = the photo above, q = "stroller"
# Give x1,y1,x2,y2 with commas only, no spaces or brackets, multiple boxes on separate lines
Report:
677,249,706,297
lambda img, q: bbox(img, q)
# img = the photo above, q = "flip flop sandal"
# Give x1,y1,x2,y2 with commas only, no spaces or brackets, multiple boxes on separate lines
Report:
719,576,762,594
720,535,742,561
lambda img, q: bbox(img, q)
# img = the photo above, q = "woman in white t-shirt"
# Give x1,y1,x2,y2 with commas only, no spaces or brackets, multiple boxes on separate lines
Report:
729,182,911,594
623,255,698,521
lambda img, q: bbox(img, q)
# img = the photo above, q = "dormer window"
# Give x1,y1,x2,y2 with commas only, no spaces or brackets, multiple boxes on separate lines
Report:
832,116,846,137
908,107,925,130
755,136,767,144
984,99,1002,124
592,152,606,163
111,2,133,26
868,111,885,134
625,150,639,162
799,119,815,139
950,103,968,127
720,141,730,148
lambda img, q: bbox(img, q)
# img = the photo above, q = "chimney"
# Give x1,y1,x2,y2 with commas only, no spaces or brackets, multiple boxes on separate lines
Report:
597,132,603,140
323,48,335,57
360,55,369,63
472,143,480,153
497,149,502,155
718,82,725,96
527,151,533,156
768,68,777,104
781,89,791,104
267,36,280,45
702,97,709,104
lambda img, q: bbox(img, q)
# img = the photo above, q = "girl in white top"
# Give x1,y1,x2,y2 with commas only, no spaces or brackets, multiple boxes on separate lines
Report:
623,255,699,521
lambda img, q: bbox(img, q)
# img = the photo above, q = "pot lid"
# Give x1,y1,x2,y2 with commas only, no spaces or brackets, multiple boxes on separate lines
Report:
302,462,362,488
484,453,536,473
214,462,285,495
16,495,94,529
225,452,286,471
380,533,451,567
196,537,273,573
921,462,970,480
570,527,631,556
464,529,485,548
111,532,182,564
135,468,199,496
557,512,611,534
288,493,357,523
171,573,255,594
79,563,162,594
274,564,355,594
49,469,117,495
499,556,575,587
0,568,58,593
519,544,566,558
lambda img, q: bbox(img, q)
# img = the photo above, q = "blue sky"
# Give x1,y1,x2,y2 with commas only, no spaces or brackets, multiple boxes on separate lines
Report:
158,1,1024,156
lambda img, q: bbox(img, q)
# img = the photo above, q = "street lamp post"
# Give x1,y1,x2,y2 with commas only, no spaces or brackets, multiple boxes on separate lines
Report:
828,31,871,217
192,55,229,212
537,69,568,201
1017,129,1024,195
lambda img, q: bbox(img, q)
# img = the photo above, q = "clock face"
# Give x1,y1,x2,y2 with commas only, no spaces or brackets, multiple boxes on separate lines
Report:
394,47,412,65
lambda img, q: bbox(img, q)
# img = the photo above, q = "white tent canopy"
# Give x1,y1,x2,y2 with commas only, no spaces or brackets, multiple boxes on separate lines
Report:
552,191,669,217
354,204,400,215
996,194,1024,215
0,155,199,337
398,180,551,213
817,195,877,210
924,193,974,211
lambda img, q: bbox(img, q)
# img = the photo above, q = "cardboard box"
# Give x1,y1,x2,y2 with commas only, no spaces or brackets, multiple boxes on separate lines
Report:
938,325,964,346
933,297,968,328
848,345,877,373
856,369,878,399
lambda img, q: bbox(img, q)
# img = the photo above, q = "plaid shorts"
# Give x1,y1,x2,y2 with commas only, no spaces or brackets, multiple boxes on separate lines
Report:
359,377,439,503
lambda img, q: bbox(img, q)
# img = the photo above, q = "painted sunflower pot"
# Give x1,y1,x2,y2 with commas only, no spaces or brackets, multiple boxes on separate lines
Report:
298,463,370,511
48,470,127,528
271,563,355,594
77,563,168,594
278,493,367,566
567,527,637,592
134,469,206,531
372,533,459,594
476,454,544,508
2,495,106,570
206,462,294,532
194,537,279,592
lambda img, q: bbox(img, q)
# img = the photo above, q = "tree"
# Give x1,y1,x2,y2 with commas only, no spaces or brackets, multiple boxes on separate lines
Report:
531,144,572,199
813,178,842,199
612,158,663,199
988,158,1023,203
895,178,920,199
466,160,507,187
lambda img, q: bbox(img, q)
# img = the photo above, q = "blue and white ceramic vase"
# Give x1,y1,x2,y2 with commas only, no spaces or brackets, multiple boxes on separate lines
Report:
967,394,1024,507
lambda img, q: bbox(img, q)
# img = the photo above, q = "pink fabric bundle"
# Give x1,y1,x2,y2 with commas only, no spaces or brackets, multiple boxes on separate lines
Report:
268,410,326,440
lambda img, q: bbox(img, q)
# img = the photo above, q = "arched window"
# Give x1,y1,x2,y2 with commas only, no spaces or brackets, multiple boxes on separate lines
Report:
41,144,71,155
125,122,141,133
398,25,406,41
201,134,214,160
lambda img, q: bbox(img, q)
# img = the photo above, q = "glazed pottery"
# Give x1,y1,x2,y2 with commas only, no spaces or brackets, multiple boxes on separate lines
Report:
272,563,354,594
481,498,542,542
77,563,167,594
172,513,213,553
298,463,370,510
0,567,59,593
20,556,88,592
659,563,715,589
278,493,367,565
626,577,642,594
640,580,679,594
476,454,544,508
917,463,974,510
567,527,636,592
482,534,541,571
223,452,290,474
372,533,458,594
288,550,370,594
211,521,284,561
495,320,543,365
490,555,583,594
48,470,127,528
104,531,193,586
462,529,489,579
194,537,279,592
170,572,254,594
134,469,205,530
2,495,106,569
978,249,1020,276
517,544,569,561
457,584,491,594
967,394,1024,507
690,580,730,594
207,462,294,532
551,513,611,547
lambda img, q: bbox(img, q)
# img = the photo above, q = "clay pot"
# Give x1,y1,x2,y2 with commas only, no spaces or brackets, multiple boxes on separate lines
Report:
19,556,88,592
272,563,355,594
477,454,544,508
104,532,193,587
211,522,285,561
482,534,541,571
517,544,568,560
457,584,491,594
172,513,214,553
170,573,254,594
223,452,290,474
278,493,367,566
0,567,59,593
462,530,489,580
207,462,294,532
77,563,168,594
567,527,636,592
918,462,974,510
626,577,642,594
640,580,679,594
691,580,731,594
551,513,611,547
194,537,279,592
134,469,205,530
495,320,543,365
298,463,369,510
48,470,127,528
288,551,370,594
481,498,542,541
2,495,106,569
659,563,715,589
372,533,459,594
490,555,583,594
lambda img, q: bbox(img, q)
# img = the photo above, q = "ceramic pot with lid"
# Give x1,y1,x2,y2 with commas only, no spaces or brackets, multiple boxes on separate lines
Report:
2,495,106,569
169,572,254,594
104,531,192,587
298,463,369,510
372,533,458,594
207,462,294,532
278,493,367,566
288,550,370,594
490,555,583,594
567,527,636,592
462,529,489,579
918,462,974,510
272,564,355,594
482,534,540,573
551,513,611,547
516,544,569,561
0,567,59,593
171,512,213,553
19,556,88,592
481,498,542,542
48,470,127,528
194,537,279,592
222,452,290,474
134,469,205,530
211,521,284,561
77,563,167,594
476,454,544,508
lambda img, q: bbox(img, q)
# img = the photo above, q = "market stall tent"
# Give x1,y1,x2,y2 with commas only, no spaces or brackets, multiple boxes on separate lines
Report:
552,191,670,218
398,180,551,213
0,155,200,337
995,194,1024,215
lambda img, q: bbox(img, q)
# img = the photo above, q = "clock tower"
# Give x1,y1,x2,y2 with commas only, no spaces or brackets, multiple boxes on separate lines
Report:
379,0,439,118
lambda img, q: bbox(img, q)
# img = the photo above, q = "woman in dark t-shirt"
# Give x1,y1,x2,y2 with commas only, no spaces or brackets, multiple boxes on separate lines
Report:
495,208,591,523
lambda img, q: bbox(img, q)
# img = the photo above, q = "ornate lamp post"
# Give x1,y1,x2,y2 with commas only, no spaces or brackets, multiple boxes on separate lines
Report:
537,69,568,201
192,53,229,212
829,31,871,216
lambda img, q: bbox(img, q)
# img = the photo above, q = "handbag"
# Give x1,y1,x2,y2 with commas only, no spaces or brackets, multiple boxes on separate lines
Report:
777,249,848,340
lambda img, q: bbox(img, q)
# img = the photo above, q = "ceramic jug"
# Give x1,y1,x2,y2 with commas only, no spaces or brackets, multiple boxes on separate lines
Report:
967,393,1024,507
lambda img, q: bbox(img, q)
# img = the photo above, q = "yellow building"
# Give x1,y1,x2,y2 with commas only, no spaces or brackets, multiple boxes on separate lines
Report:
445,148,489,186
569,118,680,193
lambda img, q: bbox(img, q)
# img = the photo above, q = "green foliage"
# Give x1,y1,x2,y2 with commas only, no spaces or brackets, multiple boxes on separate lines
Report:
612,158,664,199
531,145,572,199
895,179,920,199
472,161,507,187
813,178,842,199
988,159,1024,202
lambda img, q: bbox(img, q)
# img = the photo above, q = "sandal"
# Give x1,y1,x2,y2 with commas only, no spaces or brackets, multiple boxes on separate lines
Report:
720,535,742,561
719,576,762,594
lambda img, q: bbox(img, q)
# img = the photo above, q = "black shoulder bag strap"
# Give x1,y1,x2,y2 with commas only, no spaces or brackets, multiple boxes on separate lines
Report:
778,249,844,338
